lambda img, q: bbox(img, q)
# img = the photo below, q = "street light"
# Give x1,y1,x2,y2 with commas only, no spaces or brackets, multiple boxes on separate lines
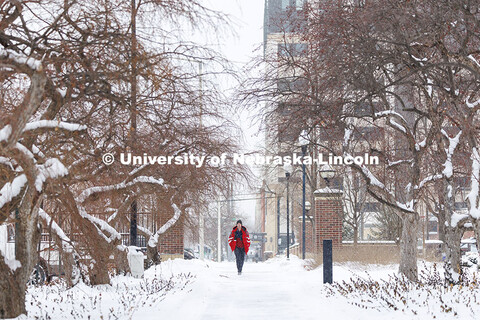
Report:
305,200,312,212
319,164,336,187
283,163,293,259
299,130,309,260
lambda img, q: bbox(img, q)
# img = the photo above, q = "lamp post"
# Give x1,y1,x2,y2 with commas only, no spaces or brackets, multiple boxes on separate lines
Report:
299,130,309,259
298,130,309,259
284,163,293,259
305,201,311,255
305,200,312,213
320,164,336,187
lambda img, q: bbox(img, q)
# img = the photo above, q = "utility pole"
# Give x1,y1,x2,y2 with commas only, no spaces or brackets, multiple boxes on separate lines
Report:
129,0,138,247
217,200,221,262
277,195,280,255
286,172,290,259
301,144,307,259
198,61,205,260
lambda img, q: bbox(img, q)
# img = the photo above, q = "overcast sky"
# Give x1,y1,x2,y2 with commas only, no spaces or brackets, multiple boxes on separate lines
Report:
205,0,265,230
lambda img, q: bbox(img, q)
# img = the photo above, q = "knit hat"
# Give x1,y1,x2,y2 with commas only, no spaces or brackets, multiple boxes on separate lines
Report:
236,220,242,225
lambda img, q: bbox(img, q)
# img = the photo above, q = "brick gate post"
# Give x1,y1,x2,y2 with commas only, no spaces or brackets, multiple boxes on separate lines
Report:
314,188,343,253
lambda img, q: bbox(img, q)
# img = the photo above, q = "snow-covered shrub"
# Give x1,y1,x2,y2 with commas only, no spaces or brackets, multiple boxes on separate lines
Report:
325,263,480,317
25,270,195,319
461,252,479,269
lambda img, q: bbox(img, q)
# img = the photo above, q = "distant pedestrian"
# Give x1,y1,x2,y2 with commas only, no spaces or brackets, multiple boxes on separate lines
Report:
228,220,250,275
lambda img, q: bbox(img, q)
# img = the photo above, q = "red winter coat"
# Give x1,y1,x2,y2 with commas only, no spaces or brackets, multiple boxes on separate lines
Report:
228,226,251,254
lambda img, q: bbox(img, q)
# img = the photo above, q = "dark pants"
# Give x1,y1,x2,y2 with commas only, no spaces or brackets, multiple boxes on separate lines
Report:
234,247,245,272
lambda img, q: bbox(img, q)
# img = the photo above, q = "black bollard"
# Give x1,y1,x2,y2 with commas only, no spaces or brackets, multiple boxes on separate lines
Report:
323,239,333,284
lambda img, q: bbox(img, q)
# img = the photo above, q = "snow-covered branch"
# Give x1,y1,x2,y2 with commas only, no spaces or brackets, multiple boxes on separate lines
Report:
0,246,21,273
77,205,122,243
467,147,480,219
416,174,443,191
466,97,480,109
76,176,166,203
35,158,68,192
0,174,28,210
148,202,182,248
23,120,87,133
387,159,413,168
441,130,462,178
39,208,73,252
0,48,43,71
343,149,415,214
0,125,12,143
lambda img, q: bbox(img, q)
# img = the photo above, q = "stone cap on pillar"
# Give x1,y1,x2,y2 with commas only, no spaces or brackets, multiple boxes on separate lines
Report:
313,187,343,199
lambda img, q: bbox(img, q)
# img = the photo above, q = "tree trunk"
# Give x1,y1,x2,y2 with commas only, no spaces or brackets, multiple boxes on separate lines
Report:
0,261,26,318
475,221,480,271
114,246,131,275
398,213,419,281
353,225,358,246
443,176,464,284
62,251,78,287
0,192,40,318
88,240,112,285
444,225,463,284
437,211,446,243
146,244,161,267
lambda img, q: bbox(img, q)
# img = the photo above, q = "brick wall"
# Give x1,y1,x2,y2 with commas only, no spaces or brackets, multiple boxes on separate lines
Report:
314,190,343,252
158,213,184,256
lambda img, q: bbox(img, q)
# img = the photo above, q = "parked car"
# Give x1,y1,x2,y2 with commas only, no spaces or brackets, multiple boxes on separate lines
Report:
184,248,196,260
460,238,479,268
460,239,477,255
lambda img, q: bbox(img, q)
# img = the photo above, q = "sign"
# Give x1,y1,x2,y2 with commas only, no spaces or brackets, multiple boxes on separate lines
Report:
250,232,267,243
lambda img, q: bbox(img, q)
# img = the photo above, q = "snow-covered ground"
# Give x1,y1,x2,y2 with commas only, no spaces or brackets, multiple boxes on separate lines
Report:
15,256,480,319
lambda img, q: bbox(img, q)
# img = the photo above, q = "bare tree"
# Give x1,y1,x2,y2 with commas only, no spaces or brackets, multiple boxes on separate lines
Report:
0,0,242,317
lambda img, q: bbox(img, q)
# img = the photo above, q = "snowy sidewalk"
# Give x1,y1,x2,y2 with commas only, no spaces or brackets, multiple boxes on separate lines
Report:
22,256,480,319
145,257,389,320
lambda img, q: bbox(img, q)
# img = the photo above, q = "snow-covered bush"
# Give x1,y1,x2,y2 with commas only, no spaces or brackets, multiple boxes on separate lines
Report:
326,263,480,317
461,252,479,269
25,269,195,319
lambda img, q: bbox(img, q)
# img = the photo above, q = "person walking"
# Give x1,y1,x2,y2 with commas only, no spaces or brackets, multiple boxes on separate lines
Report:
228,220,250,275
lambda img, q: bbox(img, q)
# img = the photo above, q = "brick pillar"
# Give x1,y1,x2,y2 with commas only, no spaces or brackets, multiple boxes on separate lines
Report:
314,188,343,252
158,214,184,260
299,217,315,255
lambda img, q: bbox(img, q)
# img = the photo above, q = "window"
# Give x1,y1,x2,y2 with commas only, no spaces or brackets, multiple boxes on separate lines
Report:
277,77,307,93
454,202,468,210
296,0,305,10
281,0,290,10
455,176,470,190
363,202,380,213
278,43,308,57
